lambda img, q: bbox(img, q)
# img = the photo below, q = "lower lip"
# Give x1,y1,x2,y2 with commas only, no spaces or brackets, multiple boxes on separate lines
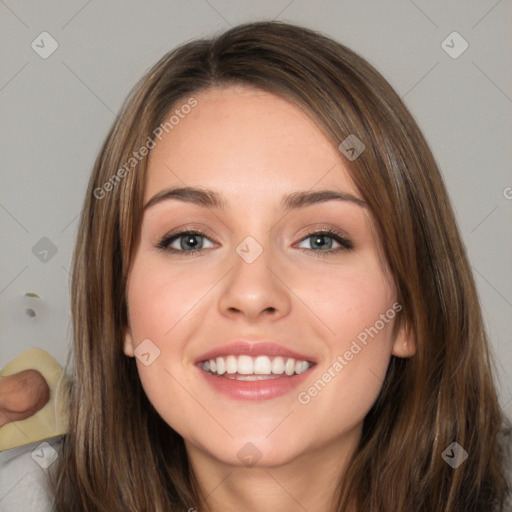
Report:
195,364,314,401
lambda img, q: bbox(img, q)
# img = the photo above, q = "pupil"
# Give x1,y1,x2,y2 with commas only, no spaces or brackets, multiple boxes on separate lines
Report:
184,235,200,250
313,235,331,250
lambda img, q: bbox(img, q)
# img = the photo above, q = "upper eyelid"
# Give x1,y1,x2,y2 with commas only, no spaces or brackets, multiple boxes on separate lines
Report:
160,226,351,247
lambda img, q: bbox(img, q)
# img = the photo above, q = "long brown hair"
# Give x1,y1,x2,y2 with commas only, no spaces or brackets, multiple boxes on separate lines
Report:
50,20,511,511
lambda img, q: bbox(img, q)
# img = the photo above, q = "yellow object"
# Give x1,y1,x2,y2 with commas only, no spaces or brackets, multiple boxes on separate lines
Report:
0,348,70,451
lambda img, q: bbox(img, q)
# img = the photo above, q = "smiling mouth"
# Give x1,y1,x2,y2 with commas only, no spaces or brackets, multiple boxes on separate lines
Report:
198,354,315,381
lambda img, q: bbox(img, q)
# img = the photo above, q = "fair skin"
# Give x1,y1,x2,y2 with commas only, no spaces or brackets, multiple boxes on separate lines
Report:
0,370,50,427
123,84,415,512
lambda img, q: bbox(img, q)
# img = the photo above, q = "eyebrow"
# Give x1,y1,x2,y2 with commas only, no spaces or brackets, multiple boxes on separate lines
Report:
143,186,366,212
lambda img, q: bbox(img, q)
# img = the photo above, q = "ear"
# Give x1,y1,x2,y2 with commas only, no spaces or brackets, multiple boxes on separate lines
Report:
123,326,135,357
391,319,416,358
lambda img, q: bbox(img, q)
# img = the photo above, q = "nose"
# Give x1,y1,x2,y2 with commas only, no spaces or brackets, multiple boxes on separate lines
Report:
217,238,292,324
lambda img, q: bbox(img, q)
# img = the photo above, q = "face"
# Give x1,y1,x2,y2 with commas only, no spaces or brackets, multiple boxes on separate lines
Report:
123,84,415,468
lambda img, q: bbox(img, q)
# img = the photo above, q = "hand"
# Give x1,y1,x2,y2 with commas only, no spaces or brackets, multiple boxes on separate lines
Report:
0,369,50,427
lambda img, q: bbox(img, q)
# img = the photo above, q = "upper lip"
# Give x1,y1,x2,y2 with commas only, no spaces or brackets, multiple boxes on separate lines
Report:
194,341,317,365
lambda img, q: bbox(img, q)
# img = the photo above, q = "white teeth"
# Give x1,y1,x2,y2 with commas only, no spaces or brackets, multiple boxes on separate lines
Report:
295,360,309,374
226,355,237,374
200,355,312,377
254,355,272,374
285,357,295,376
225,374,282,381
216,357,226,375
237,355,253,375
271,356,285,374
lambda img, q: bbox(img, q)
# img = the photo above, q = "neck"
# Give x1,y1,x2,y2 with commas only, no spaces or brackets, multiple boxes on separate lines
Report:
185,425,361,512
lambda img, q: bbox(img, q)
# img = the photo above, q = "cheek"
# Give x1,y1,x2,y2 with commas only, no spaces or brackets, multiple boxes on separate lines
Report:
302,254,396,346
125,252,221,428
294,258,396,423
127,253,210,341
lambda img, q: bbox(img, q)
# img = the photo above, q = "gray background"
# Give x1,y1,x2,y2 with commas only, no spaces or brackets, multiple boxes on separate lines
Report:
1,0,511,418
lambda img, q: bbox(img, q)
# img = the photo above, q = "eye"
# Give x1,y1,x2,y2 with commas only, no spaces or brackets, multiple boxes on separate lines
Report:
157,227,354,257
295,229,354,255
157,230,215,256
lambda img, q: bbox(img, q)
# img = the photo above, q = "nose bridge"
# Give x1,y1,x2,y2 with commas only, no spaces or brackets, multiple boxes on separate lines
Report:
230,206,285,278
218,223,290,320
230,201,277,266
231,229,275,289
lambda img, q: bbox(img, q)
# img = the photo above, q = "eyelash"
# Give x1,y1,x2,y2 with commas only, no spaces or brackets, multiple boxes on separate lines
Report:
156,228,354,257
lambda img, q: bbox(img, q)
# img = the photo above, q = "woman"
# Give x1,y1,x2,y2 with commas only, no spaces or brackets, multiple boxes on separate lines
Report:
50,20,511,511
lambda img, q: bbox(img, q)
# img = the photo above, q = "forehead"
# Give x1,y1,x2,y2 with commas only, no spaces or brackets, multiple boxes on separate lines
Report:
145,84,360,206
